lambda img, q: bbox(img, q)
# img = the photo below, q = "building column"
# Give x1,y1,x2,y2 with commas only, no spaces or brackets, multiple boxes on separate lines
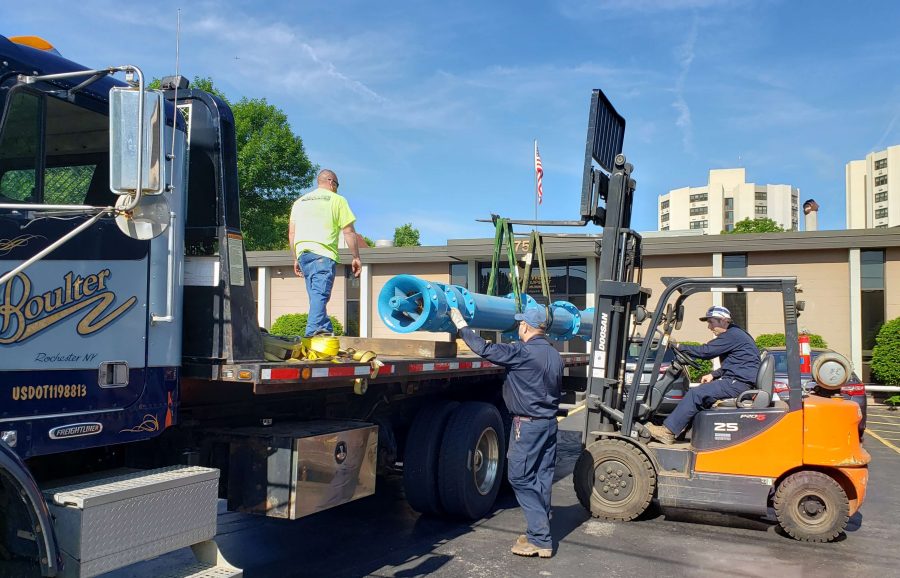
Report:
712,253,723,307
256,266,271,329
467,260,478,291
360,264,373,338
848,249,863,375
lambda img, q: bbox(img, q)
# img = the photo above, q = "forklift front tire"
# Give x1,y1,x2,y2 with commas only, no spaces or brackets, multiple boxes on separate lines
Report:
573,438,656,521
773,470,849,542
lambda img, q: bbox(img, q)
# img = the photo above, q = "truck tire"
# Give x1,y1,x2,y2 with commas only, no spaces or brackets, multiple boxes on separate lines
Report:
403,401,460,516
573,438,656,521
774,470,849,542
438,402,505,519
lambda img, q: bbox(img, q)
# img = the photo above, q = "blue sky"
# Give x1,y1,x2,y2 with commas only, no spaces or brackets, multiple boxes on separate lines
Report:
6,1,900,245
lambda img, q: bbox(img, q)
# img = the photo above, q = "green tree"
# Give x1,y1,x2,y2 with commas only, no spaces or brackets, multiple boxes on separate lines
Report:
393,223,421,247
723,218,785,234
871,317,900,385
362,235,375,247
151,76,316,250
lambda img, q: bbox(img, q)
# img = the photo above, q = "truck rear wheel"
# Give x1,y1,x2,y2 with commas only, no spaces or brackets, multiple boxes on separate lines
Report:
774,471,849,542
402,401,460,516
573,438,656,521
438,402,505,519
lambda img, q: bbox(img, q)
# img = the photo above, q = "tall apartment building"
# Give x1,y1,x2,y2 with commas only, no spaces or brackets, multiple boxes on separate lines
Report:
658,168,799,233
846,144,900,229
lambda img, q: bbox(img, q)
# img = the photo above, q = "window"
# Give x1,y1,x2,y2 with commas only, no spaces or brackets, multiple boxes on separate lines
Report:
0,87,110,206
345,267,361,336
450,262,468,288
876,224,888,228
755,204,767,215
875,175,888,187
689,206,708,216
689,220,707,229
661,212,669,222
724,198,734,209
661,200,669,210
661,225,669,231
860,250,885,354
875,208,888,219
689,193,708,203
755,192,767,201
723,254,748,328
875,158,888,170
875,191,888,203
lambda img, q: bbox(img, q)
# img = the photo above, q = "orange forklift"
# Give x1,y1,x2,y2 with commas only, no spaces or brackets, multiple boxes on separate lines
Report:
564,90,868,542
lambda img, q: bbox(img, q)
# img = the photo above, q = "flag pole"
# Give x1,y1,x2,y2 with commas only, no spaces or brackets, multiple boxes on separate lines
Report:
534,139,538,222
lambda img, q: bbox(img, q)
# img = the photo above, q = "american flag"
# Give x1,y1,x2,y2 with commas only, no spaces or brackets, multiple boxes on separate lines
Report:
534,141,543,205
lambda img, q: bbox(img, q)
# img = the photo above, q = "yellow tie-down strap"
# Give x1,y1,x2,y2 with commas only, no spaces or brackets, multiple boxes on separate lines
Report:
286,336,383,379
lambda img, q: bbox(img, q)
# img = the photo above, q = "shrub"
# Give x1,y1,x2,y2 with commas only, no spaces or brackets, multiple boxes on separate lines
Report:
871,317,900,385
679,341,713,382
270,313,344,337
754,333,827,349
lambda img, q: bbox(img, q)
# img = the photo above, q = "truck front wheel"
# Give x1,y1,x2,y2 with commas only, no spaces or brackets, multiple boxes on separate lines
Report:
0,475,42,578
438,402,505,519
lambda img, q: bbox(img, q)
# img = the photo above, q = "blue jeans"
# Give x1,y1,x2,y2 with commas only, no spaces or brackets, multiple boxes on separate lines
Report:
507,416,557,550
664,377,748,435
299,252,336,337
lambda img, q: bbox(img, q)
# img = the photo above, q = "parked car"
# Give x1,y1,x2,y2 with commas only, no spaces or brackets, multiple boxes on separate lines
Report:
623,339,688,417
765,346,867,437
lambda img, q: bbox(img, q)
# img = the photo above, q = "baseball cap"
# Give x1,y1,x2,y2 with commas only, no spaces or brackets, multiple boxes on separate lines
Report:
514,307,549,329
700,306,731,321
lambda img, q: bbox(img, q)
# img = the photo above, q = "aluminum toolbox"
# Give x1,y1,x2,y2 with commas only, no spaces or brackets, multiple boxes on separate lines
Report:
224,420,378,519
44,466,219,578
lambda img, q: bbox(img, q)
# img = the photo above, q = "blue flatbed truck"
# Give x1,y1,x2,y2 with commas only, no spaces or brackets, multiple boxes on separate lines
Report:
0,35,589,577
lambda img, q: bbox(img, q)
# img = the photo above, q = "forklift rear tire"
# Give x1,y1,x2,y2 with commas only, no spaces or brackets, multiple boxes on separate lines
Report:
773,470,849,542
438,402,505,519
403,401,460,516
574,438,656,521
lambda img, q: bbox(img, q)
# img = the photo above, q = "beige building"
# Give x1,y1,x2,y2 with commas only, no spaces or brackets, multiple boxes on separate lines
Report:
659,168,799,233
250,228,900,382
846,144,900,229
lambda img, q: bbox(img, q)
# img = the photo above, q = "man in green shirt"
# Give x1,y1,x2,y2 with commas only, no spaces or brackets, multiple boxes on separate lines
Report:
288,169,361,336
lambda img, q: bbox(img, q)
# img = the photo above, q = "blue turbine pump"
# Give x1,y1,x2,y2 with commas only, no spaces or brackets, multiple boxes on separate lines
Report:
377,274,593,341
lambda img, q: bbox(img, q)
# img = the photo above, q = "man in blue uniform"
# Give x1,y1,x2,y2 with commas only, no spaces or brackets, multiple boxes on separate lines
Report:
449,306,563,558
646,306,760,444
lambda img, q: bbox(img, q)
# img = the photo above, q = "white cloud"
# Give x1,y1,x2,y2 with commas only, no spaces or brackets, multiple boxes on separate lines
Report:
671,16,698,152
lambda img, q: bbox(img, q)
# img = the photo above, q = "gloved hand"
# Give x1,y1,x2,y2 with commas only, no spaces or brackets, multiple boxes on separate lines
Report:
449,307,468,330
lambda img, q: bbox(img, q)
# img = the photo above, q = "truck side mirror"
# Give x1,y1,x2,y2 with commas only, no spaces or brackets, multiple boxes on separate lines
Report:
109,87,166,195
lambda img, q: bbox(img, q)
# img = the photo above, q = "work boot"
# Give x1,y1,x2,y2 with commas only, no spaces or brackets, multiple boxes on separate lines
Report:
646,423,676,445
517,535,528,545
511,540,553,558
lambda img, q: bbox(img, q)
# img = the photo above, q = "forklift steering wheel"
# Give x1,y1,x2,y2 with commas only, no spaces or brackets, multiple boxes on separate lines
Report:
672,346,703,370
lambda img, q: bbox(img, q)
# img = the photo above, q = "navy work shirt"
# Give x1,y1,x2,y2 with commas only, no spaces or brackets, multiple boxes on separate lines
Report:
458,327,563,418
680,324,760,385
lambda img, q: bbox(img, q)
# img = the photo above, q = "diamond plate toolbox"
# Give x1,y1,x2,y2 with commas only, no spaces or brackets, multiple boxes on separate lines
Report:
44,465,219,578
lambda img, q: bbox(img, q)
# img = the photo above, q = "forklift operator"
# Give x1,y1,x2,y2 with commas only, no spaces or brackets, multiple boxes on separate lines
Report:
646,306,760,445
449,306,563,559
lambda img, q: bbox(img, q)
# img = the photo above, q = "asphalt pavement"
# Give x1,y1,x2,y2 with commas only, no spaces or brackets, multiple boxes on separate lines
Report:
114,401,900,578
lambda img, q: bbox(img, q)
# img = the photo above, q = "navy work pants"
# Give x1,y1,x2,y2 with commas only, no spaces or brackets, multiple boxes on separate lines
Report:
299,252,336,337
507,416,558,550
664,378,748,435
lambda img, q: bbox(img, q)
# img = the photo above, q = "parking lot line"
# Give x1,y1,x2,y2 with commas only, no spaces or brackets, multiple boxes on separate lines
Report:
864,420,900,427
560,403,585,421
867,429,900,455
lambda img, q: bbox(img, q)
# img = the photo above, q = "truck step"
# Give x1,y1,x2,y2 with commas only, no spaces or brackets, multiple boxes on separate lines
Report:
43,465,220,578
155,561,242,578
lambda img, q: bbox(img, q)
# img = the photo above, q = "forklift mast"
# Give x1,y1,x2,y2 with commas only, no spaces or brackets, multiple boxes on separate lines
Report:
578,90,649,440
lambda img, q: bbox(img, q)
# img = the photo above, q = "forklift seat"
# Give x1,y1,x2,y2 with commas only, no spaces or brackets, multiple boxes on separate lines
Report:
716,351,775,409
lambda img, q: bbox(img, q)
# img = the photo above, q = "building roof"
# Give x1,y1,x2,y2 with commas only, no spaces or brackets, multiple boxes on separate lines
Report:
248,228,900,267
